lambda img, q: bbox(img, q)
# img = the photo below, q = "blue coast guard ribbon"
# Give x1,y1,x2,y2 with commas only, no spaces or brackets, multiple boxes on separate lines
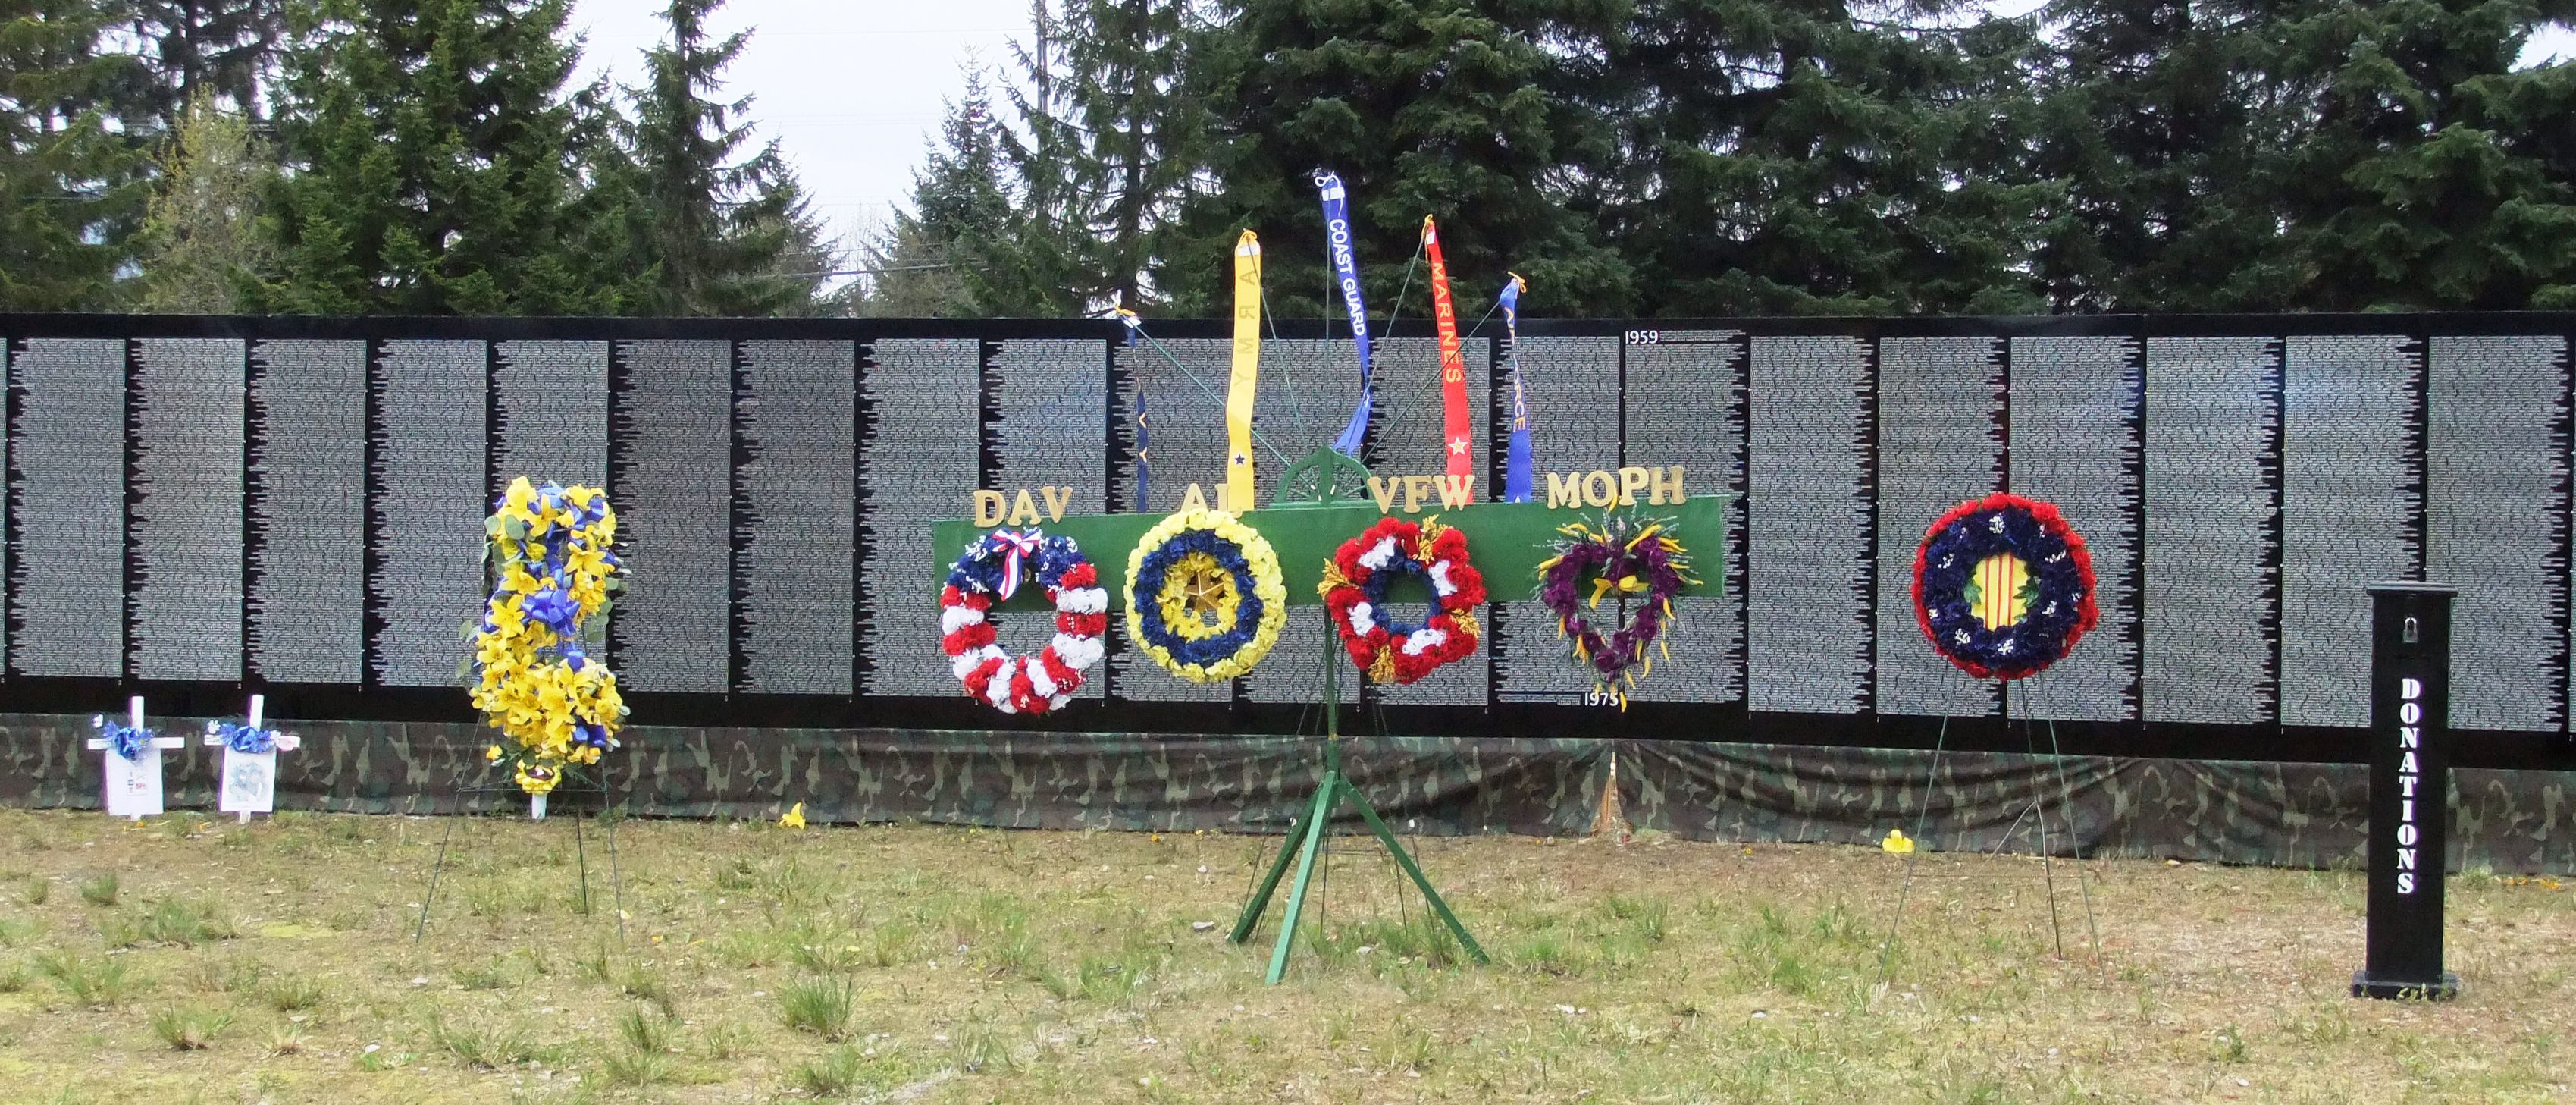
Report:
1318,171,1375,457
1498,274,1534,503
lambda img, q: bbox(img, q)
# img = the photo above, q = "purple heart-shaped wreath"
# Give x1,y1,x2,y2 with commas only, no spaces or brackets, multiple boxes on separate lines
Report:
1537,518,1695,686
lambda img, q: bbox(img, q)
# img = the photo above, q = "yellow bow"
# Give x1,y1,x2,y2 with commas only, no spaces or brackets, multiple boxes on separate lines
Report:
1589,573,1650,608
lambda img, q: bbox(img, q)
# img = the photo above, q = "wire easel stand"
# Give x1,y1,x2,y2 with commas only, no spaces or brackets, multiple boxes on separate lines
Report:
1875,678,2105,990
413,763,626,946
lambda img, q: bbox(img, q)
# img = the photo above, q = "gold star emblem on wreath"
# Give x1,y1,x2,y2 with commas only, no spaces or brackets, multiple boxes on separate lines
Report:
1178,563,1229,623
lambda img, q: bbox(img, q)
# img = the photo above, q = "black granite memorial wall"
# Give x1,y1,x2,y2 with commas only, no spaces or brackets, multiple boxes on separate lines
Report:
2,312,2573,777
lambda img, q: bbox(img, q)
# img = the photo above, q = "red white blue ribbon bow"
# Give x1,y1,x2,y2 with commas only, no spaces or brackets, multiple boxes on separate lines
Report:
986,529,1045,601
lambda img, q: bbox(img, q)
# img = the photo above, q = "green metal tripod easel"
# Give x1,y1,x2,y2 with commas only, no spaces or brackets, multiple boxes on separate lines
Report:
1227,449,1490,982
1225,649,1489,982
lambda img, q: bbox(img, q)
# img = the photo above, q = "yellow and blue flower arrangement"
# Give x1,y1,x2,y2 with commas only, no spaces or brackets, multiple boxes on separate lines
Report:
469,477,629,795
1123,507,1287,683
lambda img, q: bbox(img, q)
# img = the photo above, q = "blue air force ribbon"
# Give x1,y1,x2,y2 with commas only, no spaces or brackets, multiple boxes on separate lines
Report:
1499,274,1533,503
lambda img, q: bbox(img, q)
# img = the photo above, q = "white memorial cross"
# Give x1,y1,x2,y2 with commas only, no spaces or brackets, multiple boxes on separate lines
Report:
83,696,184,821
200,694,302,823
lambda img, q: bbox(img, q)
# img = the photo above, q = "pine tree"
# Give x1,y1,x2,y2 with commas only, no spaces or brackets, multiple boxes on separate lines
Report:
2032,0,2575,311
619,0,837,317
2029,1,2308,310
133,92,272,311
1004,0,1205,312
127,0,286,130
1589,1,2051,316
2269,1,2576,309
1167,0,1633,317
857,67,1029,316
259,0,634,314
0,0,149,311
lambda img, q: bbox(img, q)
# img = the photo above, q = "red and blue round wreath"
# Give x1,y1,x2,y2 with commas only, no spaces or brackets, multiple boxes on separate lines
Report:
1912,494,2098,681
1321,516,1487,685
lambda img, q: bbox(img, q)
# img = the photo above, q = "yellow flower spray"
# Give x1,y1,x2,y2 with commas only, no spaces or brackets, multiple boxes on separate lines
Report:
469,478,630,802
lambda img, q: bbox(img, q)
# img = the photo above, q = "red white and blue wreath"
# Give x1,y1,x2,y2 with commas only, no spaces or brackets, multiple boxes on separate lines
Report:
1320,516,1487,684
1912,493,2099,680
941,529,1108,714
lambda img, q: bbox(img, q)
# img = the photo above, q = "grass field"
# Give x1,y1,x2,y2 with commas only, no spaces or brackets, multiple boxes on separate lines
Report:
0,807,2568,1103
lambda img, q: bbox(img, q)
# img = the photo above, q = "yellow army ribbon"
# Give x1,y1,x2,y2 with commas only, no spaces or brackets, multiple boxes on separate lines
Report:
1225,230,1262,513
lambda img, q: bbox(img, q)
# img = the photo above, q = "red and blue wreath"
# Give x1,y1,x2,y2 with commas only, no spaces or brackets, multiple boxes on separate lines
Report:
1320,516,1487,685
1911,493,2098,681
940,529,1108,714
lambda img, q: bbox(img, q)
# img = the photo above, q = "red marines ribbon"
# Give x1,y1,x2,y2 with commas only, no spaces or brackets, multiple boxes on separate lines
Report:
1421,216,1474,500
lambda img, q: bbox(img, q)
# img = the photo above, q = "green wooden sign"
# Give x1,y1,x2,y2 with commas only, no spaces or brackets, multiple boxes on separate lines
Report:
931,494,1727,611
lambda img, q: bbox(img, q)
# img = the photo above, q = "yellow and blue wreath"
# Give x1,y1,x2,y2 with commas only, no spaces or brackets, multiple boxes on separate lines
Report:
1124,507,1288,682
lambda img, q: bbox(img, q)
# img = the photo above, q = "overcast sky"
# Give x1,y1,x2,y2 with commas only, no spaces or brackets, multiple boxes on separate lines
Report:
567,1,2576,268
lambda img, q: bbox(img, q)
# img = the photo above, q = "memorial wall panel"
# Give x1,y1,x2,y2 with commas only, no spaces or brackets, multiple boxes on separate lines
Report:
1368,335,1490,708
2427,334,2568,732
2281,334,2421,728
1492,335,1622,707
1246,338,1359,706
1745,335,1874,714
494,340,608,489
2142,337,2277,726
2010,337,2142,722
992,337,1111,702
130,338,244,682
1624,331,1746,708
249,340,366,684
860,338,979,698
1873,337,2004,717
8,339,126,678
370,340,486,688
738,340,854,695
608,340,730,694
1108,337,1230,703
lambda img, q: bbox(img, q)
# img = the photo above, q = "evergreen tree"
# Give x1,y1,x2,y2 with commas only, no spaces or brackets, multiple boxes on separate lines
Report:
857,67,1031,316
1004,0,1205,312
2270,1,2576,310
1167,0,1633,317
127,0,287,129
2029,1,2311,310
259,0,632,314
1589,1,2051,316
2032,0,2575,311
133,93,272,311
619,0,837,317
0,0,149,311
